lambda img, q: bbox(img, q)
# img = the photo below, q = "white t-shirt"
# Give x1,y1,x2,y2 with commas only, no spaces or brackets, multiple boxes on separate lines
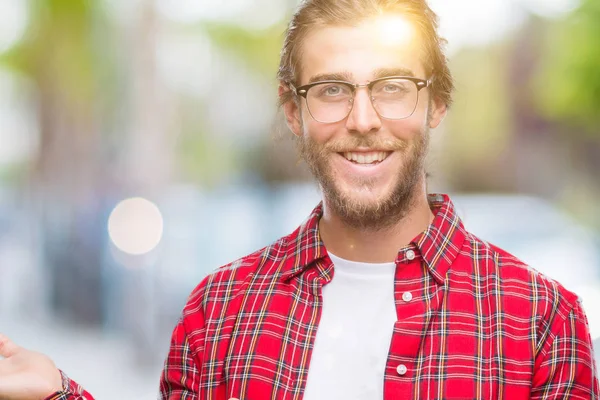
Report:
303,252,398,400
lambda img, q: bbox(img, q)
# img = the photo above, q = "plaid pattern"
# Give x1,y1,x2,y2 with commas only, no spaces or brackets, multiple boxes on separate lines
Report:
43,370,92,400
51,194,599,399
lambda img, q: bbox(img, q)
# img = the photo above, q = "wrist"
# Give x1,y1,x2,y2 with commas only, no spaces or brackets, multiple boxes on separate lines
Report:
42,368,65,399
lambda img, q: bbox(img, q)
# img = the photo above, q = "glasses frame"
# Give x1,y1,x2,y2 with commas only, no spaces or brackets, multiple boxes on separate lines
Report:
291,76,432,123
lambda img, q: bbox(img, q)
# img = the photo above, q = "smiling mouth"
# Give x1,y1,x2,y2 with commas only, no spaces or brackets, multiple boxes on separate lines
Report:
340,151,392,165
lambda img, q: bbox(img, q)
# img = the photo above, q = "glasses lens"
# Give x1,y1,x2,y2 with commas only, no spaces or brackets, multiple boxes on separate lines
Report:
371,78,419,119
305,82,353,123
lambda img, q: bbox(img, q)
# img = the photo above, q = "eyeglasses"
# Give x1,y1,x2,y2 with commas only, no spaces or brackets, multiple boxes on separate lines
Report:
291,76,431,124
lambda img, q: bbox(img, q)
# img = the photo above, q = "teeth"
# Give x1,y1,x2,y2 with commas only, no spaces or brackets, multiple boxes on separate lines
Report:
344,151,389,164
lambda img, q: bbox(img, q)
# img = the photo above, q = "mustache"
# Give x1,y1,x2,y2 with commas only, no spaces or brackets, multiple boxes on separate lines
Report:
322,137,409,153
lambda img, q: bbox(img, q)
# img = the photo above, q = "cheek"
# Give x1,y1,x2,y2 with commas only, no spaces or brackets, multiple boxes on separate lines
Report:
385,118,424,140
304,118,343,143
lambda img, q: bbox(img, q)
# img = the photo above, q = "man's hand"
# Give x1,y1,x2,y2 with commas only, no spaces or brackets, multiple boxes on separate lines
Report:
0,334,63,400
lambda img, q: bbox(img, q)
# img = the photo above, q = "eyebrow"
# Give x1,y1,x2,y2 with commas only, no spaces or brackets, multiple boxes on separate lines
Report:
307,67,416,84
373,67,415,79
308,71,353,84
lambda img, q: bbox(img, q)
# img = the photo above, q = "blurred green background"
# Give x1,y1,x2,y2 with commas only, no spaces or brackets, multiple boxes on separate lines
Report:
0,0,599,397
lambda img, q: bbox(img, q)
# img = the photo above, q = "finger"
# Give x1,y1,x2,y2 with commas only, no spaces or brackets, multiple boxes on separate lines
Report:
0,334,21,358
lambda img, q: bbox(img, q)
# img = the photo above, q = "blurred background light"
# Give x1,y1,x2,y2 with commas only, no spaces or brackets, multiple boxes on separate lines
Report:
156,32,214,97
0,0,28,53
0,72,38,166
430,0,526,52
108,197,164,256
155,0,248,23
523,0,580,17
155,0,287,29
430,0,579,55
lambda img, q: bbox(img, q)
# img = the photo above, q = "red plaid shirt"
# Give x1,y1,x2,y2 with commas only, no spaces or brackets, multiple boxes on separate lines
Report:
50,194,599,399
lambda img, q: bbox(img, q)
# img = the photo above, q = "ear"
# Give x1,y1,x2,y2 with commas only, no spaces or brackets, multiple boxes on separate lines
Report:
427,96,447,129
279,84,303,137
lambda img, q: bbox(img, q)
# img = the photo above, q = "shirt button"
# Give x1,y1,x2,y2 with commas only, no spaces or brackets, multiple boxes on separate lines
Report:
402,292,413,302
396,364,408,376
406,250,416,260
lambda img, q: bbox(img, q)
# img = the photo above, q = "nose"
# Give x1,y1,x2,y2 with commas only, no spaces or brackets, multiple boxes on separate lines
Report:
345,88,382,135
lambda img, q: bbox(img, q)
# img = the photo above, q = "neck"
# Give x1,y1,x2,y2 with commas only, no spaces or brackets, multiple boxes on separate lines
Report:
318,183,434,263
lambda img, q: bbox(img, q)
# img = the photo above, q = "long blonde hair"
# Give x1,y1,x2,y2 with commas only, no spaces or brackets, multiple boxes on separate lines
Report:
277,0,454,108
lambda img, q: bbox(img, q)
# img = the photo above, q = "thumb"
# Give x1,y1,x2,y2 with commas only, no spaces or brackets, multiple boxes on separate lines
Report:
0,334,21,358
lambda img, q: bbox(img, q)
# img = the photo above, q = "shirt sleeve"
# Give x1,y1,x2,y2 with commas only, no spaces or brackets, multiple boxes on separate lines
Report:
531,299,599,399
158,315,202,399
43,370,95,400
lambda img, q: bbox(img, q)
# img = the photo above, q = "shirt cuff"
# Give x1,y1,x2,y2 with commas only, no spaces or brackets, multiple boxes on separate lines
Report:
43,370,92,400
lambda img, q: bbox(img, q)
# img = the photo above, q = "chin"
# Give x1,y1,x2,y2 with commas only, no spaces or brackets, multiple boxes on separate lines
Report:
330,185,393,216
338,177,395,202
322,175,417,230
344,190,387,208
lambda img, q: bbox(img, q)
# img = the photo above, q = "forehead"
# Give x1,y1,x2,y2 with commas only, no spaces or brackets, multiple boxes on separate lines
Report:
298,17,425,85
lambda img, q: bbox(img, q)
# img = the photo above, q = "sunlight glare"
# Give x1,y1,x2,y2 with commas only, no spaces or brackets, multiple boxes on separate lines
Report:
376,15,415,47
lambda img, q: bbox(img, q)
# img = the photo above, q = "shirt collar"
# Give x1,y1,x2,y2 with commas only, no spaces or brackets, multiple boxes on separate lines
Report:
411,193,467,284
280,193,467,285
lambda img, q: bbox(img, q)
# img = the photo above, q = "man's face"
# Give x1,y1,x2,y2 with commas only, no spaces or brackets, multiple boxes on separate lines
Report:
283,17,446,229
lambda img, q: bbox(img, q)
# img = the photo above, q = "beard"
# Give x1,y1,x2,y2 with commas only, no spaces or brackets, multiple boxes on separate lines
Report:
296,128,429,231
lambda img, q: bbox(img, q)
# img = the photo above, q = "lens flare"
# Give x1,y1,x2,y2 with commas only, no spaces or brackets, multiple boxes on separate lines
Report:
108,197,164,256
376,15,415,47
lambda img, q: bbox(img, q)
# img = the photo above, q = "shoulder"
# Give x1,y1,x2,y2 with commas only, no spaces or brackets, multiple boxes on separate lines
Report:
459,231,581,342
463,230,578,301
180,231,293,319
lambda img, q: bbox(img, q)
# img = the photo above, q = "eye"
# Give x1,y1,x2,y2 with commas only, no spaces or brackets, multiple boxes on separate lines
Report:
325,85,342,95
382,83,405,93
372,80,412,99
317,84,350,97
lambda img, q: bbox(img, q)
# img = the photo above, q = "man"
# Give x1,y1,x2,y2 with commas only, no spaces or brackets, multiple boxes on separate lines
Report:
0,0,598,399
